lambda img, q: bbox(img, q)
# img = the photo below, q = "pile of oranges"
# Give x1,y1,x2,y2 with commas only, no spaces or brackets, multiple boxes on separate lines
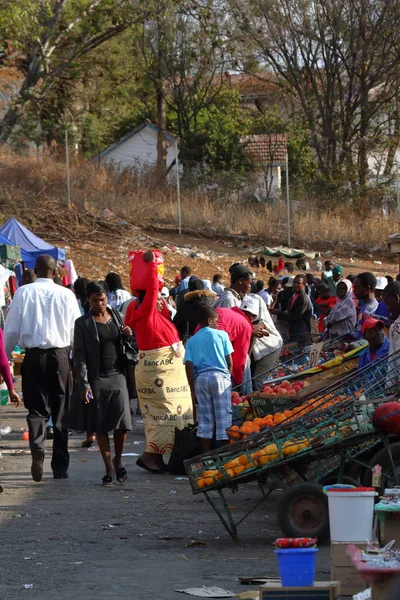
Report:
227,389,362,442
195,436,312,489
228,412,293,440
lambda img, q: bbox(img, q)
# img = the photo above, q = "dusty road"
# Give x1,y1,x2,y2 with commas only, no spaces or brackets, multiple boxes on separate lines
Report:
0,403,331,599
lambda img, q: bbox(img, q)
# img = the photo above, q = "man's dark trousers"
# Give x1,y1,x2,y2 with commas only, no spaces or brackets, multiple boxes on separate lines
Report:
22,347,71,475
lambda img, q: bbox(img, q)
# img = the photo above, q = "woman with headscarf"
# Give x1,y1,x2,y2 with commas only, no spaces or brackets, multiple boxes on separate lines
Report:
324,279,357,338
125,251,193,474
173,276,216,344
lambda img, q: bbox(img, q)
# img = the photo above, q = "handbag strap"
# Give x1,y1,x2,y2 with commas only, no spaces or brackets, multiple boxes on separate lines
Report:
110,308,124,329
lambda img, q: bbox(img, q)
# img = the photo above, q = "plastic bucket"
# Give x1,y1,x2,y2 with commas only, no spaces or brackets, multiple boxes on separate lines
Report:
275,548,318,587
326,487,377,541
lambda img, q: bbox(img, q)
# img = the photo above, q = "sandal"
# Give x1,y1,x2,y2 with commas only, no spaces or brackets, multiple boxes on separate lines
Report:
102,475,114,487
115,467,127,483
112,458,128,483
136,457,164,474
82,439,96,448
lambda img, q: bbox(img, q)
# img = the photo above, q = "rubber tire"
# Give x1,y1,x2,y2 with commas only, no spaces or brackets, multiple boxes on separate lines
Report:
362,441,400,488
277,483,330,543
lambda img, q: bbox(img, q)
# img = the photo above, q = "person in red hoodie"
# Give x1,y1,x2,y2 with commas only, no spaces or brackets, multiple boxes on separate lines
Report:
125,251,193,474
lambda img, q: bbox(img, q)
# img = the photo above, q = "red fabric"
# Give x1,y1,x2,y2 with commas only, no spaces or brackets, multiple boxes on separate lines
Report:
290,293,299,310
316,296,337,333
9,276,16,296
0,329,14,390
277,258,285,273
125,262,180,351
216,307,253,385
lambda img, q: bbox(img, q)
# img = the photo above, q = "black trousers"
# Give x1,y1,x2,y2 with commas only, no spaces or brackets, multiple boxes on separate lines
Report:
22,347,71,474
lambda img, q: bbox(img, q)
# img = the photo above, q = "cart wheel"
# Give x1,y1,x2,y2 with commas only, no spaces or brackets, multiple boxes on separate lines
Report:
362,441,400,488
277,483,330,543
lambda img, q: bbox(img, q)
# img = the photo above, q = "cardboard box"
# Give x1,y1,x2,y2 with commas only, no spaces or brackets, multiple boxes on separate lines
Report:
0,244,21,261
259,580,340,600
371,579,394,600
379,512,400,547
331,542,368,596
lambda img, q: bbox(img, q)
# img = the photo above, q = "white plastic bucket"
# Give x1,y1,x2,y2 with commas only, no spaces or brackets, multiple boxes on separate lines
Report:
326,487,377,542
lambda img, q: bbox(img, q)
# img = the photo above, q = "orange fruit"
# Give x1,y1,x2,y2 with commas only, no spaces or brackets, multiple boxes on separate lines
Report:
233,465,246,475
202,469,219,477
244,461,254,470
225,468,235,478
251,423,261,432
196,478,206,489
240,424,252,433
237,454,248,465
203,476,215,486
259,455,270,465
264,443,279,460
224,458,240,469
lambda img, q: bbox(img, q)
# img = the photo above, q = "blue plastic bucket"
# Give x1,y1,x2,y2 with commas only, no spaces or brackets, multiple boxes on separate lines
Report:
275,548,318,587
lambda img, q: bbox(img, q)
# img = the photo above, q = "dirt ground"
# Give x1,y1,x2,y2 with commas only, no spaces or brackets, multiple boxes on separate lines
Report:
63,227,399,289
0,402,331,599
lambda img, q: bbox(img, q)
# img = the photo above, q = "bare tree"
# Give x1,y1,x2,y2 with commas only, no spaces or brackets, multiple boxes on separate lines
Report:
141,0,228,173
228,0,400,188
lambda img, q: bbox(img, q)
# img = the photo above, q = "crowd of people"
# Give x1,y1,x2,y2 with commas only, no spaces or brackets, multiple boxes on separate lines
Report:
1,251,400,486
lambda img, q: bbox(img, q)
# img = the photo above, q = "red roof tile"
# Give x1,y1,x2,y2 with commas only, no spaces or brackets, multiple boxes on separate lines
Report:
240,134,287,166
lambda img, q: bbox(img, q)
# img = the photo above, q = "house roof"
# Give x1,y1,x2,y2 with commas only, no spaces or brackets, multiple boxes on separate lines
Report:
240,134,287,166
225,73,280,99
99,120,177,158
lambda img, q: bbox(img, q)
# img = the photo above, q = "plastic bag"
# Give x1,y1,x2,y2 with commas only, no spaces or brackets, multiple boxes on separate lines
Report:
168,425,201,475
128,250,164,293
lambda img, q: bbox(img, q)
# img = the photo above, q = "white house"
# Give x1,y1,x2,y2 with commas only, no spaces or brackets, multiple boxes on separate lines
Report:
239,134,287,201
99,120,178,172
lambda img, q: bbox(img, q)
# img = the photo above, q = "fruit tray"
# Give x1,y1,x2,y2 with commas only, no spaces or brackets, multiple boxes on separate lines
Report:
185,399,377,494
230,346,400,442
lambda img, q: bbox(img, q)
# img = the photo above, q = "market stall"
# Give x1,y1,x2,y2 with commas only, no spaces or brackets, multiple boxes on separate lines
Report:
185,350,400,542
0,217,65,268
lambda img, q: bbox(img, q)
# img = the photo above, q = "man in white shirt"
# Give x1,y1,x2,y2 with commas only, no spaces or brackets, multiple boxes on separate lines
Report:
4,255,81,482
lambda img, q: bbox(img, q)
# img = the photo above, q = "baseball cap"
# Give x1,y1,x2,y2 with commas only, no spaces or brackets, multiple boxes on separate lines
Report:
240,296,259,317
361,317,384,335
376,277,388,291
333,265,343,276
161,286,169,298
230,264,252,282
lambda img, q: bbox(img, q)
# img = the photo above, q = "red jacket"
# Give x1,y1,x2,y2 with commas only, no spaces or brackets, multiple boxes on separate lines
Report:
216,307,252,384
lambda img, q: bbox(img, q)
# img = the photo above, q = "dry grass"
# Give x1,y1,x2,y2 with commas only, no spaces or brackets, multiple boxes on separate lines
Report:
0,148,391,251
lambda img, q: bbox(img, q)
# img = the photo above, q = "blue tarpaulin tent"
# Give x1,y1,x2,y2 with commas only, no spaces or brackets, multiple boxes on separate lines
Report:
0,232,17,247
0,218,66,268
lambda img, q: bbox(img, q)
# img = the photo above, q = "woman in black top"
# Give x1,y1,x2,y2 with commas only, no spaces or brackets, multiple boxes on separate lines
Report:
74,281,133,486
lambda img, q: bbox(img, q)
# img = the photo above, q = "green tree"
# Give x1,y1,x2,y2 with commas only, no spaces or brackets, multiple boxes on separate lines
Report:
174,88,252,169
0,0,147,143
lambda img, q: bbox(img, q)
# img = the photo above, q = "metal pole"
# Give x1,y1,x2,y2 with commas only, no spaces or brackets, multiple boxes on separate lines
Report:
176,140,182,235
65,127,71,206
285,152,291,247
397,160,400,232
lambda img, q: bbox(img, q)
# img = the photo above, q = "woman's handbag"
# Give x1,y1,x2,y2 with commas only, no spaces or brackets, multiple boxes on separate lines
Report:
110,309,138,367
